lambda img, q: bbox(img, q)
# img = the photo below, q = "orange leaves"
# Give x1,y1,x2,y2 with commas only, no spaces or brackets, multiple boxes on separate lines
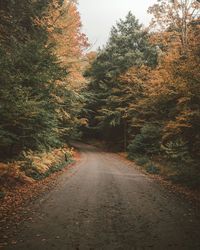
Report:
46,0,88,60
119,65,150,86
0,162,34,188
42,0,89,87
148,0,200,51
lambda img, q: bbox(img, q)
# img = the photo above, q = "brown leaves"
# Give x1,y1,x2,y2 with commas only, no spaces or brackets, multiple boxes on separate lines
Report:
0,149,80,246
0,162,34,190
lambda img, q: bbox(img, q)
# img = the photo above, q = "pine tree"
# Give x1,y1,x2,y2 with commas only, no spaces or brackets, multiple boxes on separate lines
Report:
84,12,157,148
0,0,65,157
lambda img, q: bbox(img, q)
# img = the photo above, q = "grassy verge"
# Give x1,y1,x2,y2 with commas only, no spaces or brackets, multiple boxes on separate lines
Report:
129,155,200,189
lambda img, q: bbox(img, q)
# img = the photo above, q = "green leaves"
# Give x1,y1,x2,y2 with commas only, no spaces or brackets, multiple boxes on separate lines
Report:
128,124,161,156
0,0,83,159
83,12,158,147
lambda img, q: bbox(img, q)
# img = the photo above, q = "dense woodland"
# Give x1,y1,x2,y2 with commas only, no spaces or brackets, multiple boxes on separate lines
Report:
83,1,200,186
0,0,89,187
0,0,88,159
0,0,200,187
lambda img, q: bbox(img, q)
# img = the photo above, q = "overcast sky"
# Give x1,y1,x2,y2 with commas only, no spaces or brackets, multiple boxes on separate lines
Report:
78,0,157,50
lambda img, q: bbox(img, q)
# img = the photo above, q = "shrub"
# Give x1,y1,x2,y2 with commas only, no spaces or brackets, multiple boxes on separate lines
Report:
161,138,192,164
135,156,149,166
146,163,160,174
20,146,74,180
0,162,34,189
128,124,161,158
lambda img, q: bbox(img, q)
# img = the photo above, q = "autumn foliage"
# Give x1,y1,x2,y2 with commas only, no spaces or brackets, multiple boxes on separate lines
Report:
0,0,199,192
0,0,87,194
83,1,200,187
44,0,89,86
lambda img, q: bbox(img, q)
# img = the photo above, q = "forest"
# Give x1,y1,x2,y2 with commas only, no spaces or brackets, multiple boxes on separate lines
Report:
0,0,200,194
83,0,200,187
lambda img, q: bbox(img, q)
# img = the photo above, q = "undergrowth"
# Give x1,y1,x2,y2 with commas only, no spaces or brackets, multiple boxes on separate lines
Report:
130,154,200,188
25,158,74,180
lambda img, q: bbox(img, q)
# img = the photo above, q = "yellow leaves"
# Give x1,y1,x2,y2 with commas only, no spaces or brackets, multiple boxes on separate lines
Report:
56,108,71,121
53,94,64,104
42,0,89,87
23,146,73,175
0,162,34,186
45,0,87,58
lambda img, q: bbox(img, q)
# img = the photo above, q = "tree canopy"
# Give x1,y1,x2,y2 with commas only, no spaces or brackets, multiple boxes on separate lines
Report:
0,0,88,158
83,3,200,184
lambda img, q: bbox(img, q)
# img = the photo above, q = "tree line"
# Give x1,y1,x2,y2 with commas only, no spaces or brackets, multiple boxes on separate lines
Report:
0,0,199,187
0,0,88,159
83,0,200,186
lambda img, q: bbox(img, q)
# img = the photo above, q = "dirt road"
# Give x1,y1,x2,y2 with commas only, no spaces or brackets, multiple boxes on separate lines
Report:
4,143,200,249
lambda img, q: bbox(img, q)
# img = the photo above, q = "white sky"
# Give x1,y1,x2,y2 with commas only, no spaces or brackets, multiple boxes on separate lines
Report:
78,0,157,50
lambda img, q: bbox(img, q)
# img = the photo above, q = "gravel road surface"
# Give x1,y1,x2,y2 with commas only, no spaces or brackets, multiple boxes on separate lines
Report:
4,143,200,250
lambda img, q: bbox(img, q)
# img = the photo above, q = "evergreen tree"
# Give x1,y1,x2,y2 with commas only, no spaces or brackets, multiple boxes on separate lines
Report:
0,0,66,157
84,12,157,148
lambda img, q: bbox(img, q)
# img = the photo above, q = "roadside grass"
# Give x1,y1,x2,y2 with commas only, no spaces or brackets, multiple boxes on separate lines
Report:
130,154,200,189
